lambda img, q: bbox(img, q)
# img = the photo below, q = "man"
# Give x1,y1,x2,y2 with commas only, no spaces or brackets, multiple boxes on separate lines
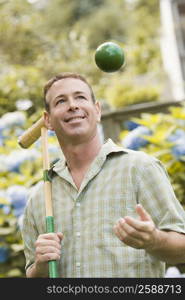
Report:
21,72,185,278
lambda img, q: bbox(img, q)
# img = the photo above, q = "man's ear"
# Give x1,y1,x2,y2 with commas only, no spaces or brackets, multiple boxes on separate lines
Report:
95,101,101,123
44,111,54,131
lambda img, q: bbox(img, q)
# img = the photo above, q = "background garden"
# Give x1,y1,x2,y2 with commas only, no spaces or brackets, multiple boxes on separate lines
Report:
0,0,185,277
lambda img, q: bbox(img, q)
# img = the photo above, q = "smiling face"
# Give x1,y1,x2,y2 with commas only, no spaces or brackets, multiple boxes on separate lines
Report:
44,78,101,145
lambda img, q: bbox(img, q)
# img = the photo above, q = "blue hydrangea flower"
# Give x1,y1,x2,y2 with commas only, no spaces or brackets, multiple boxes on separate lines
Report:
168,129,185,143
6,185,29,217
121,126,152,150
123,120,140,131
0,191,10,214
171,138,185,160
0,247,9,263
2,206,11,215
168,129,185,160
0,131,5,146
0,112,26,131
6,149,40,173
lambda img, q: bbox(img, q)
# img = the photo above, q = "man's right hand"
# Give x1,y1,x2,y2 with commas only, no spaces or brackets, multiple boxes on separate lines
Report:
26,232,63,277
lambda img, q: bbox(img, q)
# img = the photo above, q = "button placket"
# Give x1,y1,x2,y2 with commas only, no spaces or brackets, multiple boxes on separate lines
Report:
73,196,82,277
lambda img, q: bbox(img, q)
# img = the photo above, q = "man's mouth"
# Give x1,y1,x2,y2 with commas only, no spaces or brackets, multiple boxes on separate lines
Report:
64,116,86,123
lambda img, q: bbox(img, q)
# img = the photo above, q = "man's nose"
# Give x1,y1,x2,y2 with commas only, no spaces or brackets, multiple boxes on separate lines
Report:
68,98,79,110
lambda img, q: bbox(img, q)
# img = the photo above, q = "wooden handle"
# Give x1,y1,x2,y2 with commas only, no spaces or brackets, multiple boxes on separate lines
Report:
41,127,58,278
41,127,53,217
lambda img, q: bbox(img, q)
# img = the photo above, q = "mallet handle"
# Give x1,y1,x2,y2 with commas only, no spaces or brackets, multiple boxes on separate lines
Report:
41,127,58,278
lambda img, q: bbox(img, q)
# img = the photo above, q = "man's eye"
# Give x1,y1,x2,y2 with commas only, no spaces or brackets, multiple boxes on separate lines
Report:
77,95,86,100
56,99,65,105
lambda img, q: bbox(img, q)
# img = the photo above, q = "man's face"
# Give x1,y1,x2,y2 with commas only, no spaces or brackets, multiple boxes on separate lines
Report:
44,78,101,144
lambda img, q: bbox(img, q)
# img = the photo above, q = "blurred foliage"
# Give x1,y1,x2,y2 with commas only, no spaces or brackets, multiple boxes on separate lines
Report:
0,0,162,117
0,212,26,278
0,66,45,116
105,76,160,108
0,111,61,277
120,105,185,207
74,0,128,49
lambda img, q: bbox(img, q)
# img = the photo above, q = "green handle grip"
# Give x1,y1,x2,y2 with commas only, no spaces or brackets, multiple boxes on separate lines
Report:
46,216,58,278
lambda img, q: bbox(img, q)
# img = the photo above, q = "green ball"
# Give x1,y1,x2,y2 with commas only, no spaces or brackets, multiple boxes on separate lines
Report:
95,42,125,72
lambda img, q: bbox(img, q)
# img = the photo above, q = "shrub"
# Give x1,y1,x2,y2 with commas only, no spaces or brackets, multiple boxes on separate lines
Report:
105,78,160,108
119,105,185,207
0,111,60,277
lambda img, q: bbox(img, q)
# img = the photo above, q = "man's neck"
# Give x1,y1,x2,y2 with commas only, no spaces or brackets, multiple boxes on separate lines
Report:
60,133,103,172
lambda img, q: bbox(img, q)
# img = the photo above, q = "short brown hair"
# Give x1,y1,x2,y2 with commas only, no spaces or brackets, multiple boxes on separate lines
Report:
43,72,96,112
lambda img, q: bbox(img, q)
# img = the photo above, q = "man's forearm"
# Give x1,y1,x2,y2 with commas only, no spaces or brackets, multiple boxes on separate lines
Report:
147,229,185,264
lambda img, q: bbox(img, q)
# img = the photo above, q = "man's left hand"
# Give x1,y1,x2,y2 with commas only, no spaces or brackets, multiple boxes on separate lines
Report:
113,204,158,250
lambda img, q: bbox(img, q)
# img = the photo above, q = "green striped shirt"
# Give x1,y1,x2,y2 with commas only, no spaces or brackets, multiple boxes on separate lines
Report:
21,138,185,277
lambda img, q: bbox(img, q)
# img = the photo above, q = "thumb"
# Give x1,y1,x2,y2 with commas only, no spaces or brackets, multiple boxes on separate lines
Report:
136,204,152,222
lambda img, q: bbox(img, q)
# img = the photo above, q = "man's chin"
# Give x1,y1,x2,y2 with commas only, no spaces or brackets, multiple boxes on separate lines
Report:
60,131,89,144
56,126,97,144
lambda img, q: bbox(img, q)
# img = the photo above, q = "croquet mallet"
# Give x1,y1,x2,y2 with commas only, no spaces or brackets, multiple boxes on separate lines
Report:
18,115,58,278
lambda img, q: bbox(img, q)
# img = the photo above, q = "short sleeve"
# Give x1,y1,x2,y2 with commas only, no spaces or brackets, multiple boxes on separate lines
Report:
136,156,185,234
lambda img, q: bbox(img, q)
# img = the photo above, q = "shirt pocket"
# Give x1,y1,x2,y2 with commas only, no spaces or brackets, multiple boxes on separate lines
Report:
100,193,137,220
97,193,137,247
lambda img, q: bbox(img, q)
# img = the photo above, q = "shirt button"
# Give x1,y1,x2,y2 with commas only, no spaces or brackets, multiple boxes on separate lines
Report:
76,232,81,237
76,262,80,267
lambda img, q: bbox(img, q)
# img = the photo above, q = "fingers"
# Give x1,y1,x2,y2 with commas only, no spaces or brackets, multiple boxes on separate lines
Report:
35,242,61,255
35,232,63,263
114,218,149,249
35,250,60,262
35,238,61,250
39,232,63,243
116,219,142,239
136,204,152,222
113,205,156,250
114,219,143,249
124,215,155,232
123,204,154,232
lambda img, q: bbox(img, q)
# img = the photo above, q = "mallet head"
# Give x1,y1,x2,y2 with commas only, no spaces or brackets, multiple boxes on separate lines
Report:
18,116,45,148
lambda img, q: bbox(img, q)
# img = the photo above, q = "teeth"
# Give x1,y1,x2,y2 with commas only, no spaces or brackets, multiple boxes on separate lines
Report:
67,116,84,122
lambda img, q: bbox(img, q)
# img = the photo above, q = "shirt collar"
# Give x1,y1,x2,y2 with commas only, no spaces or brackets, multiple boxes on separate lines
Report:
53,138,127,173
100,138,127,157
